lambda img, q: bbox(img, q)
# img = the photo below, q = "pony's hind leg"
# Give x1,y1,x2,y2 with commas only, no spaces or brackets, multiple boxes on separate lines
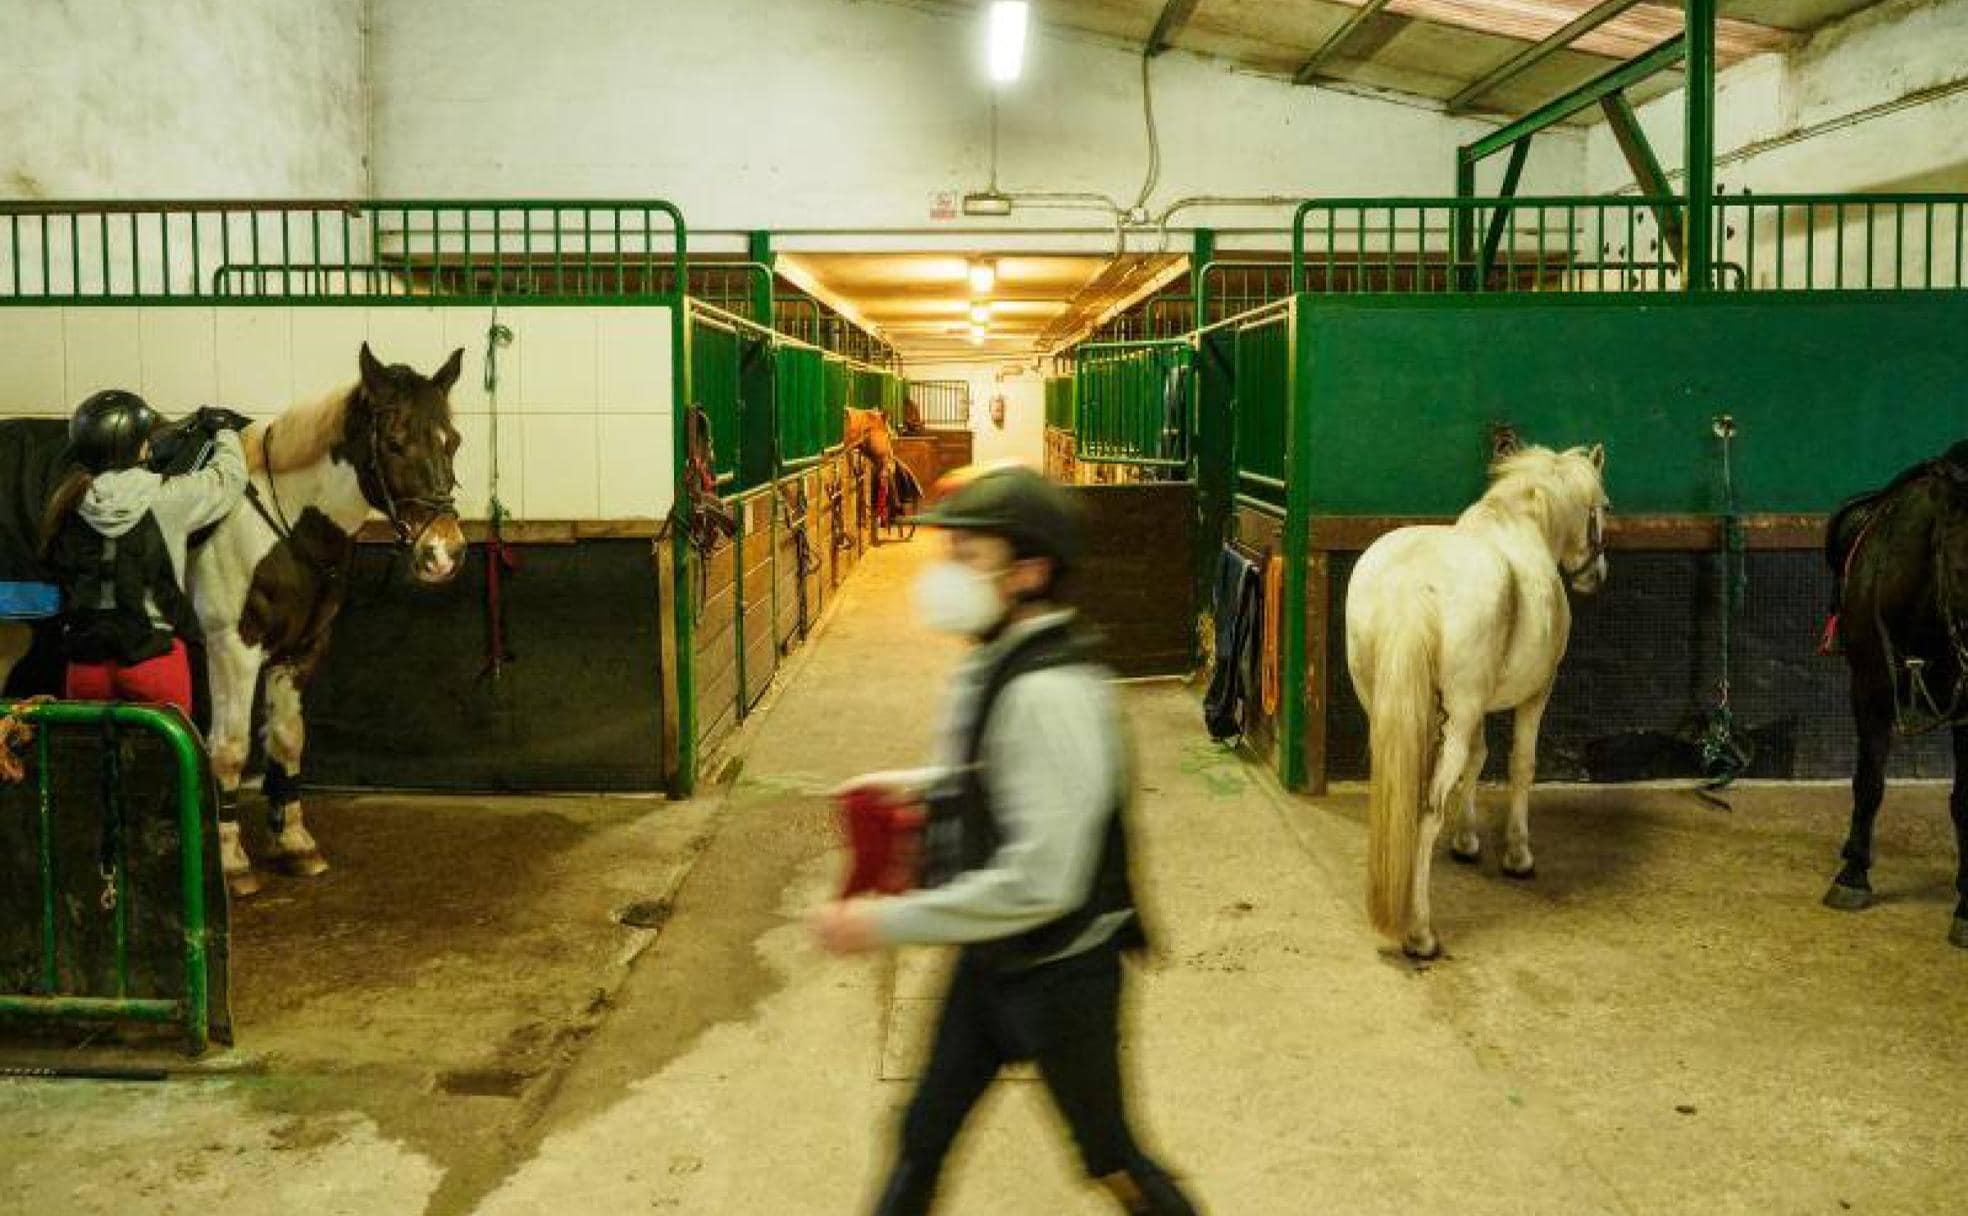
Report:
1502,690,1552,880
0,622,31,692
1825,684,1893,911
1448,732,1489,865
263,664,328,878
1413,710,1481,959
205,628,265,898
1948,724,1967,948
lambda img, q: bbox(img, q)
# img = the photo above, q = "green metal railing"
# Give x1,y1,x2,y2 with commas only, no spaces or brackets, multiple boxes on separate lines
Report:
1198,261,1294,326
0,199,687,302
1044,376,1076,433
0,701,215,1053
690,309,744,489
1228,308,1291,513
908,380,972,430
1073,339,1193,468
1290,193,1968,294
777,343,831,470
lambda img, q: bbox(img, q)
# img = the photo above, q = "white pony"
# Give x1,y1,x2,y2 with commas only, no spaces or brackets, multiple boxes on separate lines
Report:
1345,443,1608,959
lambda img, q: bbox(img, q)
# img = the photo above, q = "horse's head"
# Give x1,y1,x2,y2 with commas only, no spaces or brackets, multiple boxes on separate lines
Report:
1555,443,1610,594
1490,442,1609,594
348,343,467,584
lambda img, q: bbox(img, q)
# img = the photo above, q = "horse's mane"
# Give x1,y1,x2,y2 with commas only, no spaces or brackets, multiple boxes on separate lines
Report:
1470,445,1603,551
247,383,355,475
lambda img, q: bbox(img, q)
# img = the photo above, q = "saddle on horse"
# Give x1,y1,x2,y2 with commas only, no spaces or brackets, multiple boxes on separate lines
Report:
1821,440,1968,655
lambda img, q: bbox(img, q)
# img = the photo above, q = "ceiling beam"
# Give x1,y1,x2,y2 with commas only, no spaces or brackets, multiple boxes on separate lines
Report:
1446,0,1649,114
1460,33,1685,165
1146,0,1204,57
1293,0,1395,85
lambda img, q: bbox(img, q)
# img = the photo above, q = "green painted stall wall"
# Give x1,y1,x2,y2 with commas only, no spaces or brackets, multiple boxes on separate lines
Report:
690,319,741,485
1296,293,1968,516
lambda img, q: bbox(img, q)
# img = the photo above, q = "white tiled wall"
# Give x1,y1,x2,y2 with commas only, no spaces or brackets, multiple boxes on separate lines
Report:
0,304,676,521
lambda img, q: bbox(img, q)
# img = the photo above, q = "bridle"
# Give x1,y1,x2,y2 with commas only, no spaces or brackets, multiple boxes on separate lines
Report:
250,407,458,555
1559,503,1607,584
360,413,459,549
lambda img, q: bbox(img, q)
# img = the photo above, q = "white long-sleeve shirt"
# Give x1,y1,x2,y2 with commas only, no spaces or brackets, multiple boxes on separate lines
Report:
871,610,1130,953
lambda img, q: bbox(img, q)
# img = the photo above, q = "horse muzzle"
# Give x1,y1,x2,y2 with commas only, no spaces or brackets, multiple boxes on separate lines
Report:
1566,555,1608,595
413,517,468,584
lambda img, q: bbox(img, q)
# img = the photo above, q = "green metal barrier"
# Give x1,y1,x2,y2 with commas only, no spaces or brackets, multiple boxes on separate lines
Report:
777,344,830,470
1044,376,1076,433
1228,308,1291,512
1072,339,1193,469
1289,194,1968,295
0,199,686,303
0,701,219,1054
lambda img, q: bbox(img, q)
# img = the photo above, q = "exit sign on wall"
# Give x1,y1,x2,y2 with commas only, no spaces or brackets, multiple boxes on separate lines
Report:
930,193,958,221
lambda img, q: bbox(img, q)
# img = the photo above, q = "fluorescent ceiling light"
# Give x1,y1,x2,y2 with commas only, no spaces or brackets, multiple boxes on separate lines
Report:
968,260,996,293
961,191,1013,217
969,301,993,325
969,323,988,345
987,2,1029,84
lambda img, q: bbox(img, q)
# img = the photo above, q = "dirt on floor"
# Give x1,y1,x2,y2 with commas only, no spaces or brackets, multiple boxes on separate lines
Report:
3,538,1964,1216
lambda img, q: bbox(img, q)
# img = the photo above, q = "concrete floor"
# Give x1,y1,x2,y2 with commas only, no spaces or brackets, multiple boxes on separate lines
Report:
3,538,1964,1216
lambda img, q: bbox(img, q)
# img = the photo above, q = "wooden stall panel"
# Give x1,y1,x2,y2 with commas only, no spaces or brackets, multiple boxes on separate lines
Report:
1060,483,1197,678
738,496,778,710
694,537,740,755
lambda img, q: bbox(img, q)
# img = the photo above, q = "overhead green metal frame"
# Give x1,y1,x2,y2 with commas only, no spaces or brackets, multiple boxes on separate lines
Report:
1685,0,1717,290
1601,91,1687,267
1459,33,1685,166
1294,0,1394,85
1445,0,1649,114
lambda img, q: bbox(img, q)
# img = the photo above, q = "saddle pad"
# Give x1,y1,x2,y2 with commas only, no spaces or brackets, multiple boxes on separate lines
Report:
0,581,59,621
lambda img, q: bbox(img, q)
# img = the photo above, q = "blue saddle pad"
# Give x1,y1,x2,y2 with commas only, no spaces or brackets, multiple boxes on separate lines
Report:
0,581,60,621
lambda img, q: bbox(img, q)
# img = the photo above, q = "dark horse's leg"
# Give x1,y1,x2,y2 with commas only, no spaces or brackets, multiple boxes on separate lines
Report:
1825,679,1894,911
1951,724,1968,947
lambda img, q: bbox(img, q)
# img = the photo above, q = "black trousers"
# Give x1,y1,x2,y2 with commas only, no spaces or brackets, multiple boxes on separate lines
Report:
900,942,1146,1180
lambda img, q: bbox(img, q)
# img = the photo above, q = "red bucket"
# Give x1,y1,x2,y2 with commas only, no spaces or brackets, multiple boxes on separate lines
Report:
836,789,925,898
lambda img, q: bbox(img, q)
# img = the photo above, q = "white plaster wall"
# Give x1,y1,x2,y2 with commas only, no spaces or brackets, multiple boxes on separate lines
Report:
910,360,1045,470
0,0,368,199
370,0,1581,241
1587,0,1968,196
0,304,675,521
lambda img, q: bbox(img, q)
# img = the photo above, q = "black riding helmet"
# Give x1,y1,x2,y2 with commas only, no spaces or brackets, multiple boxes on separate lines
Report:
69,389,161,473
912,464,1085,574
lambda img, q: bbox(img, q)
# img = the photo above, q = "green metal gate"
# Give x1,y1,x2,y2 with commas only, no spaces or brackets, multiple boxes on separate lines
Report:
1072,339,1193,472
0,702,226,1053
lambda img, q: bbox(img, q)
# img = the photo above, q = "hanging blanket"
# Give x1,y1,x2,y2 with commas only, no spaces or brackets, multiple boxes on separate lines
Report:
1204,545,1264,740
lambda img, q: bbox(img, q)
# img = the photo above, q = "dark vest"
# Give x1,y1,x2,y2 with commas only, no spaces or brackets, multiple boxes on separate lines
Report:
48,511,197,665
922,620,1148,970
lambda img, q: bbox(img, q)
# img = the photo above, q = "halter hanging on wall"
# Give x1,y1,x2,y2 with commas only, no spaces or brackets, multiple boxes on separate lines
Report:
1697,413,1751,804
482,311,519,680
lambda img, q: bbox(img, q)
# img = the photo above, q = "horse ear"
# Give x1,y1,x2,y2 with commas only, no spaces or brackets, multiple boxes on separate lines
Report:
431,347,465,394
358,342,387,395
1587,442,1605,471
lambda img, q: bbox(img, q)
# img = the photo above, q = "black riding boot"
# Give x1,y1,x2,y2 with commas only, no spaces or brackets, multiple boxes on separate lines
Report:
1106,1157,1201,1216
871,1158,940,1216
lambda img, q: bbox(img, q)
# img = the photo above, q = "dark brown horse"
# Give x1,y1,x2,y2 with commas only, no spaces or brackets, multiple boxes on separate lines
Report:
1822,441,1968,948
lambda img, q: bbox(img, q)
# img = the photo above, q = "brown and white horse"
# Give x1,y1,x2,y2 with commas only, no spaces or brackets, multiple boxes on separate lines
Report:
196,344,466,895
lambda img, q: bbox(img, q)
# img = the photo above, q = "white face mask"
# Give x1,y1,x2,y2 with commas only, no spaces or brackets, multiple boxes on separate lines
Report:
913,560,1006,636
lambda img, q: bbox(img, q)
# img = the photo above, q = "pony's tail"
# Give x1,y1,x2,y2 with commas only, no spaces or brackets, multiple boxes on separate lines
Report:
1366,599,1435,941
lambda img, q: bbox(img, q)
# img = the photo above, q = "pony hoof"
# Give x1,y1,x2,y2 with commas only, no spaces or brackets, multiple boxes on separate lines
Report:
1949,918,1968,949
226,870,262,899
1501,864,1537,882
1402,936,1441,961
276,851,330,878
1822,883,1875,912
1448,847,1481,867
